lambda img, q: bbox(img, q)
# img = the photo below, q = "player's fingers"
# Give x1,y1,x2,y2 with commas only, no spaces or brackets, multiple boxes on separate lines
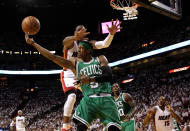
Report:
83,28,87,32
116,22,122,28
111,19,113,25
79,28,86,33
117,27,122,30
115,19,119,25
83,32,90,35
82,38,89,41
106,24,110,29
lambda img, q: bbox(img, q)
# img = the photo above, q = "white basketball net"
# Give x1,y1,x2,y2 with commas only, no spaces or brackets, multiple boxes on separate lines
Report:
110,0,138,20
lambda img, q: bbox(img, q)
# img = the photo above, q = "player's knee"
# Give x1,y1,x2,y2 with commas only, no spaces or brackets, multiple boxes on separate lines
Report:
67,93,76,101
64,93,76,117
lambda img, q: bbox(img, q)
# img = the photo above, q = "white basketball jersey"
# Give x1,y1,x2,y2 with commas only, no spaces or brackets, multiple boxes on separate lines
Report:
155,106,175,131
63,41,78,78
16,116,26,131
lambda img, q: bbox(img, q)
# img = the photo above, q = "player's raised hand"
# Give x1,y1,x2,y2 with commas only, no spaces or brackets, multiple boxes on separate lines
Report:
107,19,122,35
74,28,90,41
25,33,35,45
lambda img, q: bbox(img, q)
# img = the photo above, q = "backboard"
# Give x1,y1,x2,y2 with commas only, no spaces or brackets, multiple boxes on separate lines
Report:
130,0,182,20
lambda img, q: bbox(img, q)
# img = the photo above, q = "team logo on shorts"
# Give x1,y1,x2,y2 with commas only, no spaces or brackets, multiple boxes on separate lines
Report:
78,112,80,116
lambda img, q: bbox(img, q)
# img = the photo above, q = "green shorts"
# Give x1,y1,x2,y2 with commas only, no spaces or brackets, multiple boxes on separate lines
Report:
121,119,136,131
73,96,121,129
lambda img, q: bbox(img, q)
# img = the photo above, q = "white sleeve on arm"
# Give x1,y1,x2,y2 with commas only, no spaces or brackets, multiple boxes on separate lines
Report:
94,33,114,49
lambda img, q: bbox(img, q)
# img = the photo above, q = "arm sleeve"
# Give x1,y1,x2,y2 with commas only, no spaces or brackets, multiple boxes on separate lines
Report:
94,66,113,83
94,34,114,49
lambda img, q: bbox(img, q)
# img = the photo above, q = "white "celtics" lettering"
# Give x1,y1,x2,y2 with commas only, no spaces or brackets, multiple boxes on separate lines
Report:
80,65,102,76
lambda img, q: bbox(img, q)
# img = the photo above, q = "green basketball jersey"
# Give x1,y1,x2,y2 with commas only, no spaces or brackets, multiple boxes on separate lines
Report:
76,57,112,97
115,93,132,121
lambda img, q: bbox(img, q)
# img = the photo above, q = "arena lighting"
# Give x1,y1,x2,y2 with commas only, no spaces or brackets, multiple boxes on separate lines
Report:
14,51,20,54
0,70,63,75
1,50,55,55
169,66,190,73
121,78,134,83
109,40,190,67
0,40,190,75
0,50,4,54
50,51,56,54
24,51,29,54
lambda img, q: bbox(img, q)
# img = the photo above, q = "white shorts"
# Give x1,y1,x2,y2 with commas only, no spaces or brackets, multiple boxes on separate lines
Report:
60,70,76,93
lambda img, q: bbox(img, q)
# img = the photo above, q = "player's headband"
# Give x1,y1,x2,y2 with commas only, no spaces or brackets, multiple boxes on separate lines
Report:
79,41,93,50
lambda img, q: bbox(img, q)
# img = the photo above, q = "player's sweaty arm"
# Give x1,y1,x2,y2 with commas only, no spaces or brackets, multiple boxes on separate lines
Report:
143,107,156,127
25,34,76,74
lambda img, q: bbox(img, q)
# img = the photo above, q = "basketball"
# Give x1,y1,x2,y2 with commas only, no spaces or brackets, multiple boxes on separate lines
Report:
21,16,40,35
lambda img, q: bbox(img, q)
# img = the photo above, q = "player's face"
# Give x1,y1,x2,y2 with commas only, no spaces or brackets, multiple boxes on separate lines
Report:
112,83,120,93
18,111,22,116
77,45,88,59
158,96,165,106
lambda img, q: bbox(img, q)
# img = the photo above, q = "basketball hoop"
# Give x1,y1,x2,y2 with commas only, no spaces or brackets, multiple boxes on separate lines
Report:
110,0,139,20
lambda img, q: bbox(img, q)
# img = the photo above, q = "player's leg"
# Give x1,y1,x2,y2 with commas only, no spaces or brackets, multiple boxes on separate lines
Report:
60,72,77,130
97,96,121,131
73,97,95,131
62,90,76,130
122,120,136,131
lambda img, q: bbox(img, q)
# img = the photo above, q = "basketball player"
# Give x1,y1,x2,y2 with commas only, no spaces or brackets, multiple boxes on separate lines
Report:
112,83,137,131
10,118,16,131
10,110,27,131
143,96,182,131
25,36,121,131
60,19,121,130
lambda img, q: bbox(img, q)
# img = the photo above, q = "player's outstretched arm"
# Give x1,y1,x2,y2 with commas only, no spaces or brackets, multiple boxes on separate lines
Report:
25,34,76,73
91,19,122,49
63,28,90,50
